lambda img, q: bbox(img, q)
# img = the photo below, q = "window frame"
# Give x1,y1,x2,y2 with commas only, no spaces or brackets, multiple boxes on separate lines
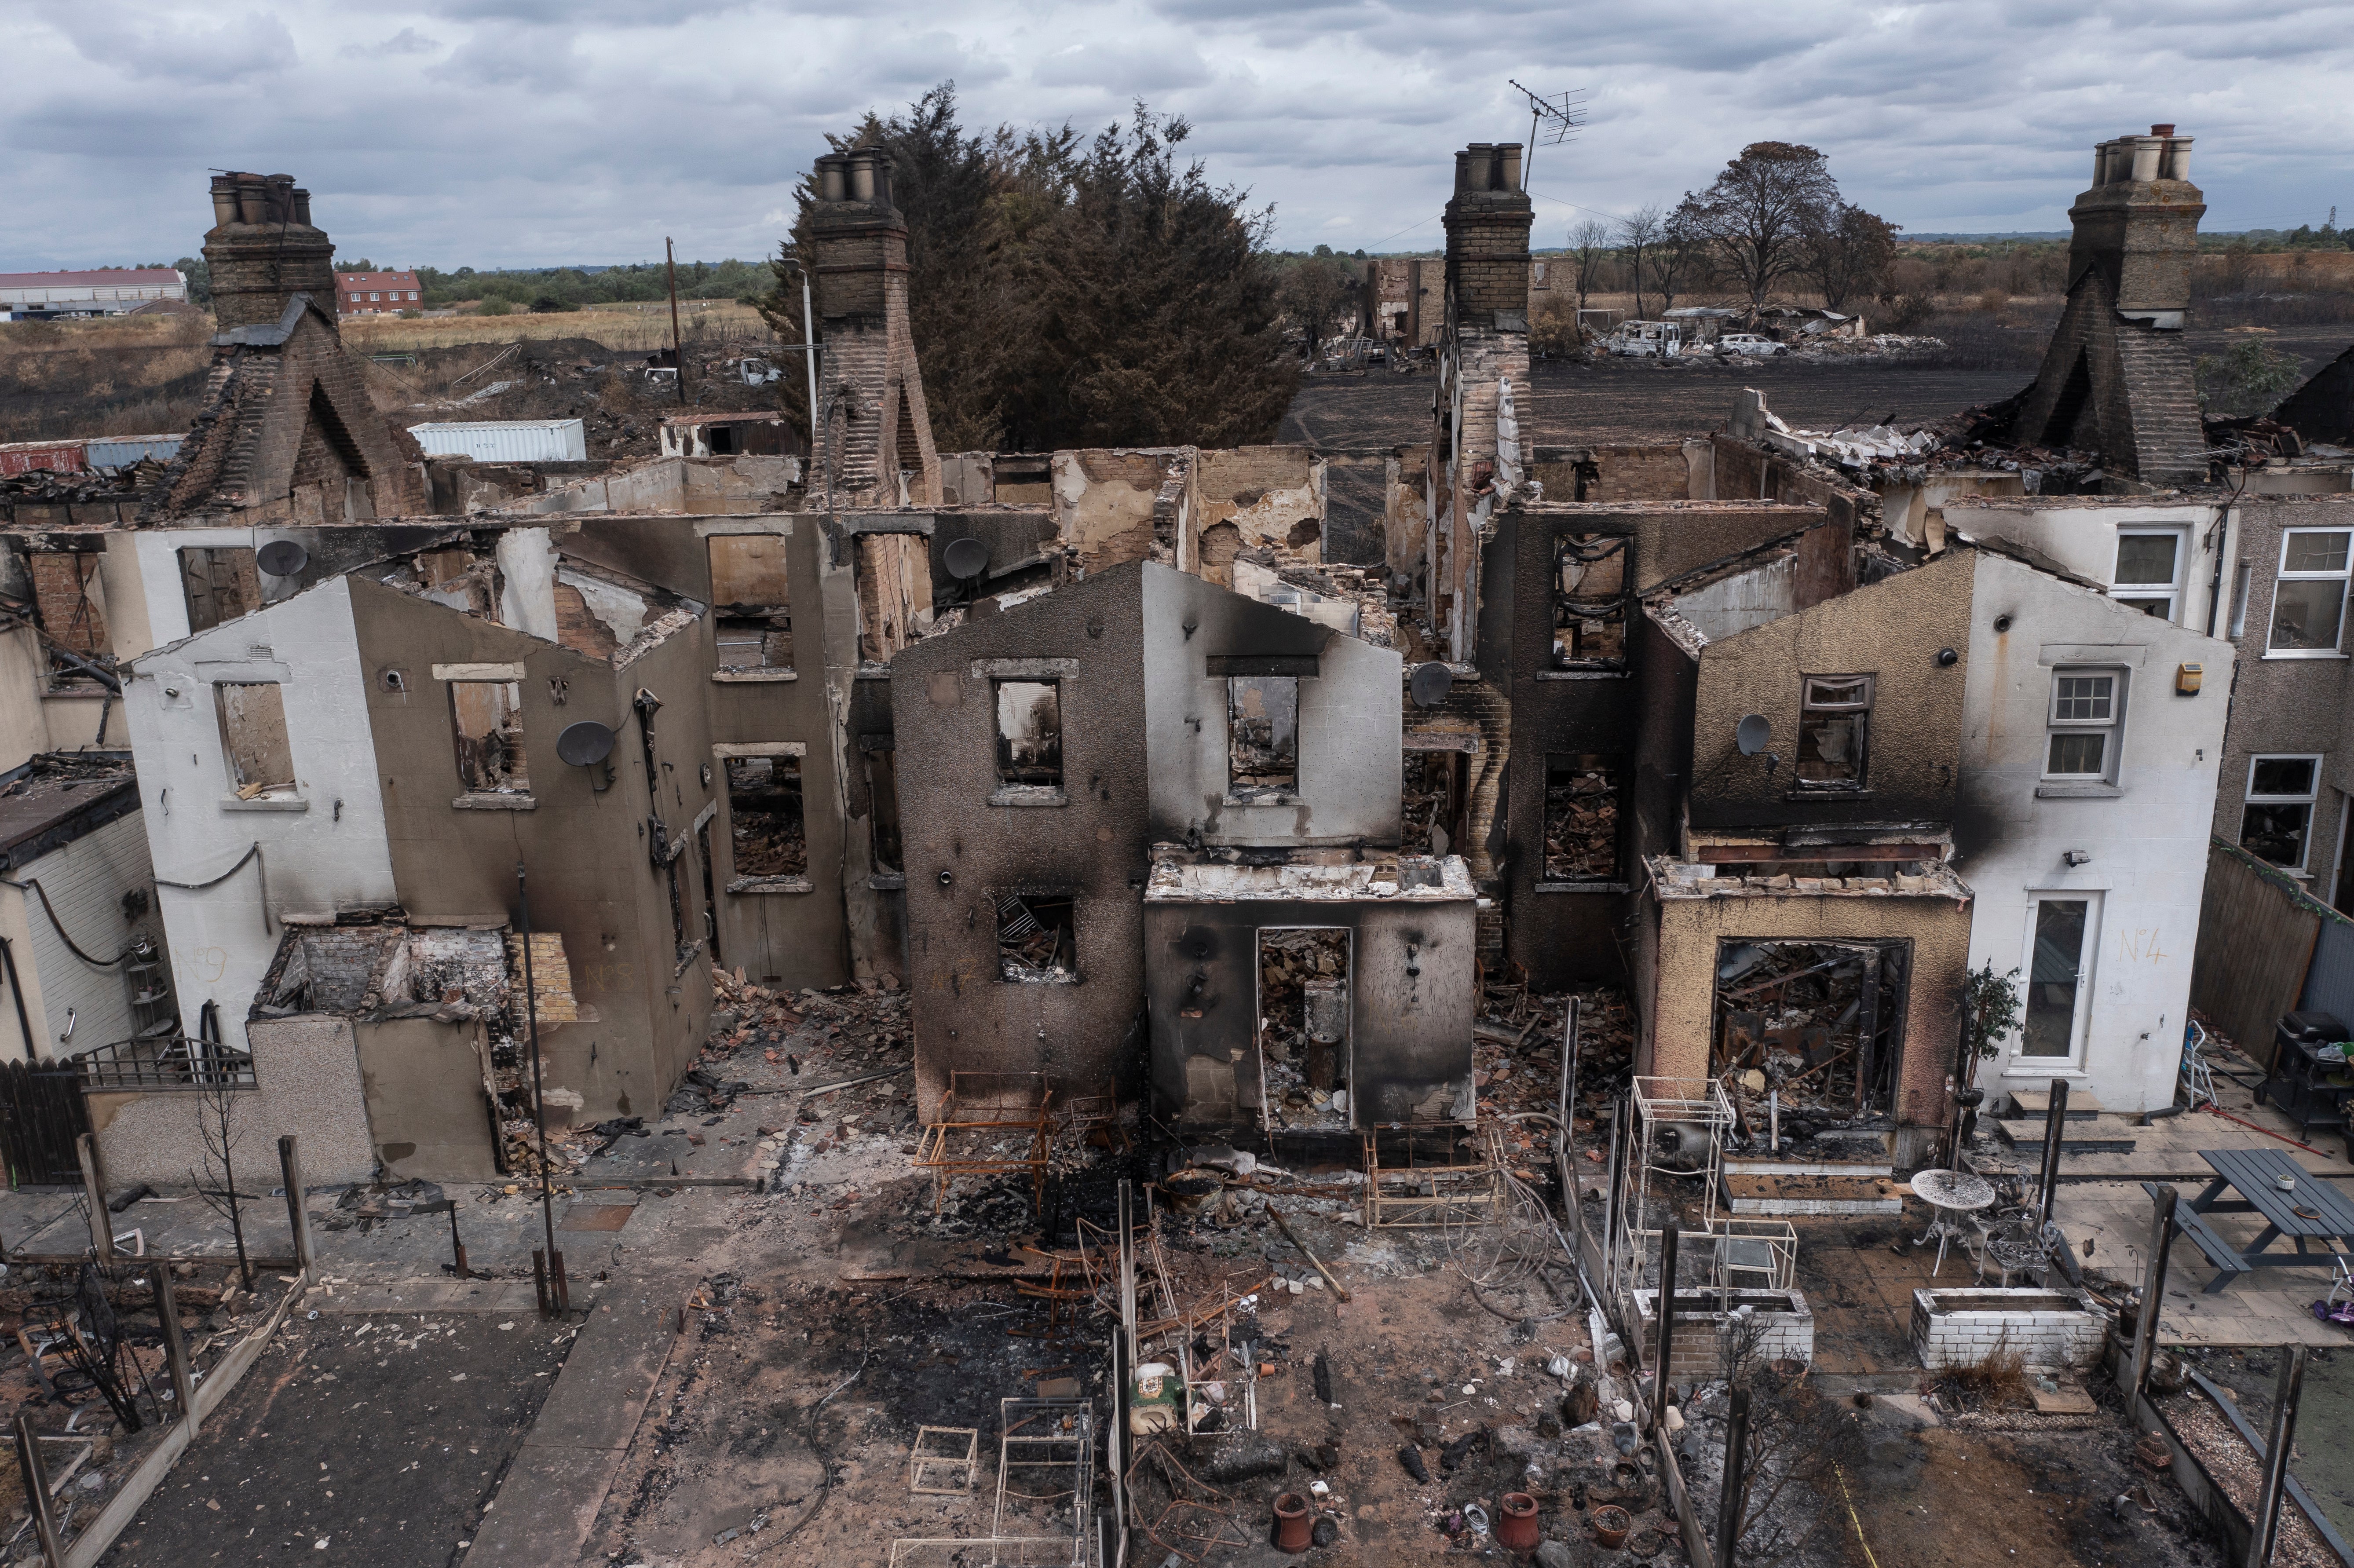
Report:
716,742,812,893
2242,752,2324,872
1793,673,1873,793
2266,528,2354,657
2016,891,2101,1067
2041,667,2127,785
447,678,530,798
1550,532,1632,672
992,676,1065,793
1225,673,1301,803
214,680,299,804
2112,528,2186,622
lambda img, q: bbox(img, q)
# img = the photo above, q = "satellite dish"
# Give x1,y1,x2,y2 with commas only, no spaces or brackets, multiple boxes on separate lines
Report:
556,720,617,768
1735,714,1771,756
256,539,309,577
944,537,990,581
1409,662,1454,709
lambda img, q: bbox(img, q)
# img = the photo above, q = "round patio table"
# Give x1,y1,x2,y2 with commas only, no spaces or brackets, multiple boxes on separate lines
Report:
1911,1168,1996,1277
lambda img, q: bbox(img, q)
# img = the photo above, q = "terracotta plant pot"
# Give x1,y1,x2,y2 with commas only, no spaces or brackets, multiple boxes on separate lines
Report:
1274,1492,1312,1553
1593,1504,1632,1550
1498,1492,1540,1551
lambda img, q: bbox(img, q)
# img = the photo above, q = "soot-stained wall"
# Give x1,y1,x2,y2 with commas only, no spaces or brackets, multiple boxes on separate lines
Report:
1142,895,1475,1131
1141,567,1403,849
1686,549,1972,833
892,567,1154,1119
351,577,716,1122
1480,501,1834,988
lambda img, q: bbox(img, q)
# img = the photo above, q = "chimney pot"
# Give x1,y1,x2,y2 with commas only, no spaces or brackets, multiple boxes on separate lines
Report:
1454,150,1476,194
1499,143,1523,192
849,152,876,202
819,156,846,202
2130,136,2163,184
210,177,239,228
2150,123,2175,137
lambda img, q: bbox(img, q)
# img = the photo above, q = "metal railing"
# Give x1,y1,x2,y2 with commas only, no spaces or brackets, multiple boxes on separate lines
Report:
73,1036,256,1092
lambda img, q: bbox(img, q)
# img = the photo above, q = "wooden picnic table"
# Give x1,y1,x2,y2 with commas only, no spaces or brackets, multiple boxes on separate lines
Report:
2179,1146,2354,1292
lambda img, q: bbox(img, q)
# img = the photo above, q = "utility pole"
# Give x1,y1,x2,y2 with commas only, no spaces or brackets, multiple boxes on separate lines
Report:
664,237,688,407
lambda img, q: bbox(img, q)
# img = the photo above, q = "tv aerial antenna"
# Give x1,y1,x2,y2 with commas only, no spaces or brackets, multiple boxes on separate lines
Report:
1508,80,1589,185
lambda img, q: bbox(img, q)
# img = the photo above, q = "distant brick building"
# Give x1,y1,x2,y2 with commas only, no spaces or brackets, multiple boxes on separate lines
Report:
335,270,421,314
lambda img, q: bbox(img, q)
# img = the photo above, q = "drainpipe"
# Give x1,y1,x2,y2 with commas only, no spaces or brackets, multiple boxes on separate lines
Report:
0,937,35,1062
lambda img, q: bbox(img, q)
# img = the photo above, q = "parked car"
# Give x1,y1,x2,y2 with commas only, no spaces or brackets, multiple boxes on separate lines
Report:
1716,333,1787,358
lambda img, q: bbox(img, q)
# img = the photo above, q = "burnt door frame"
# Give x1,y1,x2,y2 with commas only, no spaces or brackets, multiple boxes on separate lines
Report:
1251,925,1354,1130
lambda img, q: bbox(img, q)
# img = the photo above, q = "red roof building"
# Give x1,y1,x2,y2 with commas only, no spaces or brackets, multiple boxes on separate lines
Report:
335,270,422,314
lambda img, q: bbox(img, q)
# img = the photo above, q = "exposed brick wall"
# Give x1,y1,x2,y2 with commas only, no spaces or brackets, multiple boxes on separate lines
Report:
555,583,619,658
29,552,107,655
806,158,941,509
150,307,427,520
1910,1288,2102,1370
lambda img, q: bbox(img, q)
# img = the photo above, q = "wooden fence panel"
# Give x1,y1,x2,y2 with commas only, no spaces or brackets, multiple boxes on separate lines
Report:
2192,840,2323,1064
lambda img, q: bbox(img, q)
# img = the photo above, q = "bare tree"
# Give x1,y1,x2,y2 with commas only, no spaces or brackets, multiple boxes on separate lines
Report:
1720,1366,1868,1566
1280,252,1362,362
1653,205,1713,315
1805,202,1900,312
1568,219,1612,321
1617,205,1663,322
1679,143,1841,307
188,1073,254,1289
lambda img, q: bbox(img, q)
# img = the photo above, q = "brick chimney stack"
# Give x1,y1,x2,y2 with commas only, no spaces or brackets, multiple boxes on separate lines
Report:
201,172,338,334
1442,143,1533,331
804,146,938,506
2066,125,2203,328
2013,124,2208,485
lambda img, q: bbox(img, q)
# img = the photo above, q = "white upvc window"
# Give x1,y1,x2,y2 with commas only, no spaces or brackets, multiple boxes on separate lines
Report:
2043,669,2126,783
2113,529,2186,621
2242,754,2323,871
2267,529,2352,655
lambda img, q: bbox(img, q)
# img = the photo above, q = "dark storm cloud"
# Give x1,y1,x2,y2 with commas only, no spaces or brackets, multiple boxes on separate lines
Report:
4,0,2350,271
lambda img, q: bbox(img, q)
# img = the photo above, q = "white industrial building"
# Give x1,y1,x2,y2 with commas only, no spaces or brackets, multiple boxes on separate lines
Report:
0,269,188,319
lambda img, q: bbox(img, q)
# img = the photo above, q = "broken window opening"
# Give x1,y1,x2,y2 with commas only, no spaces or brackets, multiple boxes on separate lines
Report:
1543,754,1621,882
216,682,294,798
707,534,790,607
1552,533,1629,669
996,893,1076,981
1227,676,1298,798
863,744,903,875
180,546,260,635
450,680,529,794
726,755,807,880
1402,750,1468,858
708,535,794,672
1712,938,1908,1120
1795,675,1872,790
716,615,794,672
1256,928,1350,1130
994,680,1063,787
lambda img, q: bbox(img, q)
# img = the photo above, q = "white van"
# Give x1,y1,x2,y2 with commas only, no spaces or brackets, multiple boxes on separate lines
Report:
1605,321,1682,358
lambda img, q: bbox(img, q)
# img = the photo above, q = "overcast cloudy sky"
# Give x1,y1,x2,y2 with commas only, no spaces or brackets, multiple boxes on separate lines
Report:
7,0,2352,272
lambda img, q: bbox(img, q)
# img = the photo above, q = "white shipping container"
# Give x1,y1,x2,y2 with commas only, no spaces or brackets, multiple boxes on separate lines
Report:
84,434,184,470
406,418,588,464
